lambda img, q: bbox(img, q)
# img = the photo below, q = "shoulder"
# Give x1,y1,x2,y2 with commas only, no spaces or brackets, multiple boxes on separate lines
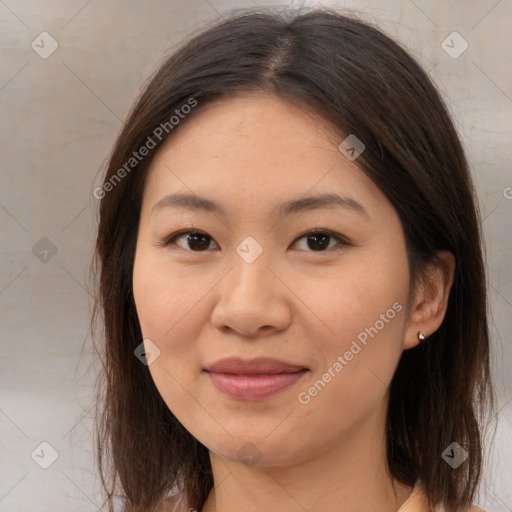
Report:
398,480,487,512
442,500,487,511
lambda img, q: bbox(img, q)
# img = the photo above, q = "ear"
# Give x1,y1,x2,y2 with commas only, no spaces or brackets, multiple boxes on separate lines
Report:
403,251,456,350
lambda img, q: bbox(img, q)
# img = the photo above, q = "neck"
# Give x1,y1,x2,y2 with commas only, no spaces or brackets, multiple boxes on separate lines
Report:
200,399,413,512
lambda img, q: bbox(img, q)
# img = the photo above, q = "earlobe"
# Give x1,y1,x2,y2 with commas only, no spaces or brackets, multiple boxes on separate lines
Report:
403,251,456,350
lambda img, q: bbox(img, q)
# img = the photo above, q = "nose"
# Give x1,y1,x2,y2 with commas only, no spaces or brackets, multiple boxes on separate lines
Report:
210,249,292,338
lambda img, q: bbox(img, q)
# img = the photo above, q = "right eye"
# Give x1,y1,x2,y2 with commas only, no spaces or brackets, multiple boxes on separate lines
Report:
162,230,218,252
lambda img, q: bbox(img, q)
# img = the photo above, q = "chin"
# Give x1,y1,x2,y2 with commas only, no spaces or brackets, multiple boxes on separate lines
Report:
196,427,308,468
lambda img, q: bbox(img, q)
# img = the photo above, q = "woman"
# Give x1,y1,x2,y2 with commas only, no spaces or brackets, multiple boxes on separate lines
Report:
93,7,495,512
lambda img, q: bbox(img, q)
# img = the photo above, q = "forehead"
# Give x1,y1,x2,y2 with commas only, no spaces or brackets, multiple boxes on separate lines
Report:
142,91,385,219
157,92,340,160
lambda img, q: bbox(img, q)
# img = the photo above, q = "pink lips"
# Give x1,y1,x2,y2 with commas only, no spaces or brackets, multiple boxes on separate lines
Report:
204,357,309,401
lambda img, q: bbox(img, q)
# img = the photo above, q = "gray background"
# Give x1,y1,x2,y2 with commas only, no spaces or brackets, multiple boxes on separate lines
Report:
0,0,511,510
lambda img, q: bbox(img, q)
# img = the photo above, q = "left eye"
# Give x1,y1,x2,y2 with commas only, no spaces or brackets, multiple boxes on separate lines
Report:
163,229,349,253
293,230,349,252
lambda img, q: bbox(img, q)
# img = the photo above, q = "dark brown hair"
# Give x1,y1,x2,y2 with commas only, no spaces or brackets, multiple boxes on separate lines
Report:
92,6,495,511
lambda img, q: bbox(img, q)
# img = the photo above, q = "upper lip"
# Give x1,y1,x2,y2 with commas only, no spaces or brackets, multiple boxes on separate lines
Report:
204,357,308,374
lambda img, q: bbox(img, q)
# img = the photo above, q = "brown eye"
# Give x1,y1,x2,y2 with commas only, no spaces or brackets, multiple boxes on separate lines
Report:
162,229,349,253
165,231,217,252
292,230,349,252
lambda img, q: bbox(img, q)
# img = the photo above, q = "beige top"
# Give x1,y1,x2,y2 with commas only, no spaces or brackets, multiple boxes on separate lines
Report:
398,480,485,512
159,480,486,511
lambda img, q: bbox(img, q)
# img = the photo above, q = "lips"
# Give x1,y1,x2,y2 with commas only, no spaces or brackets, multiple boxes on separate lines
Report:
204,357,309,401
205,357,308,374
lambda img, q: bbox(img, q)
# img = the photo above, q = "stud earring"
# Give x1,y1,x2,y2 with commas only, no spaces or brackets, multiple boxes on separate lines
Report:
418,331,426,342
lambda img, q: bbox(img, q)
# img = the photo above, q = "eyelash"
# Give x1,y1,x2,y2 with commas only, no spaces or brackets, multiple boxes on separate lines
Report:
160,228,350,253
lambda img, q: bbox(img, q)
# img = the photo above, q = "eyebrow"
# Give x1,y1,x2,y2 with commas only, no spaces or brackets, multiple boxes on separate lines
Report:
150,191,369,219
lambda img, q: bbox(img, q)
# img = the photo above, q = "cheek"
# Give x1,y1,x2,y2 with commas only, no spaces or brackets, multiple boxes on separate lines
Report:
294,259,409,429
292,297,406,454
132,250,227,420
294,252,408,351
132,254,211,420
133,249,211,345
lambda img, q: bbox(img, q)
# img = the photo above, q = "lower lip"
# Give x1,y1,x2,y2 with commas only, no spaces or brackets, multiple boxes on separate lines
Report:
206,370,308,401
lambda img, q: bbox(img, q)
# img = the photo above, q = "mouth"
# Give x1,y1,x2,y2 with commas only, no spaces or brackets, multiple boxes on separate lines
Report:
203,357,309,401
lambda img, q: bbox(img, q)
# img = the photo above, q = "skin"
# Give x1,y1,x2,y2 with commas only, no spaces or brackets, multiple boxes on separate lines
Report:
132,91,455,512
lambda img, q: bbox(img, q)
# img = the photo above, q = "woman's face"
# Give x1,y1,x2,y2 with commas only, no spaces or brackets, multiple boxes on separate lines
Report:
132,91,415,467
